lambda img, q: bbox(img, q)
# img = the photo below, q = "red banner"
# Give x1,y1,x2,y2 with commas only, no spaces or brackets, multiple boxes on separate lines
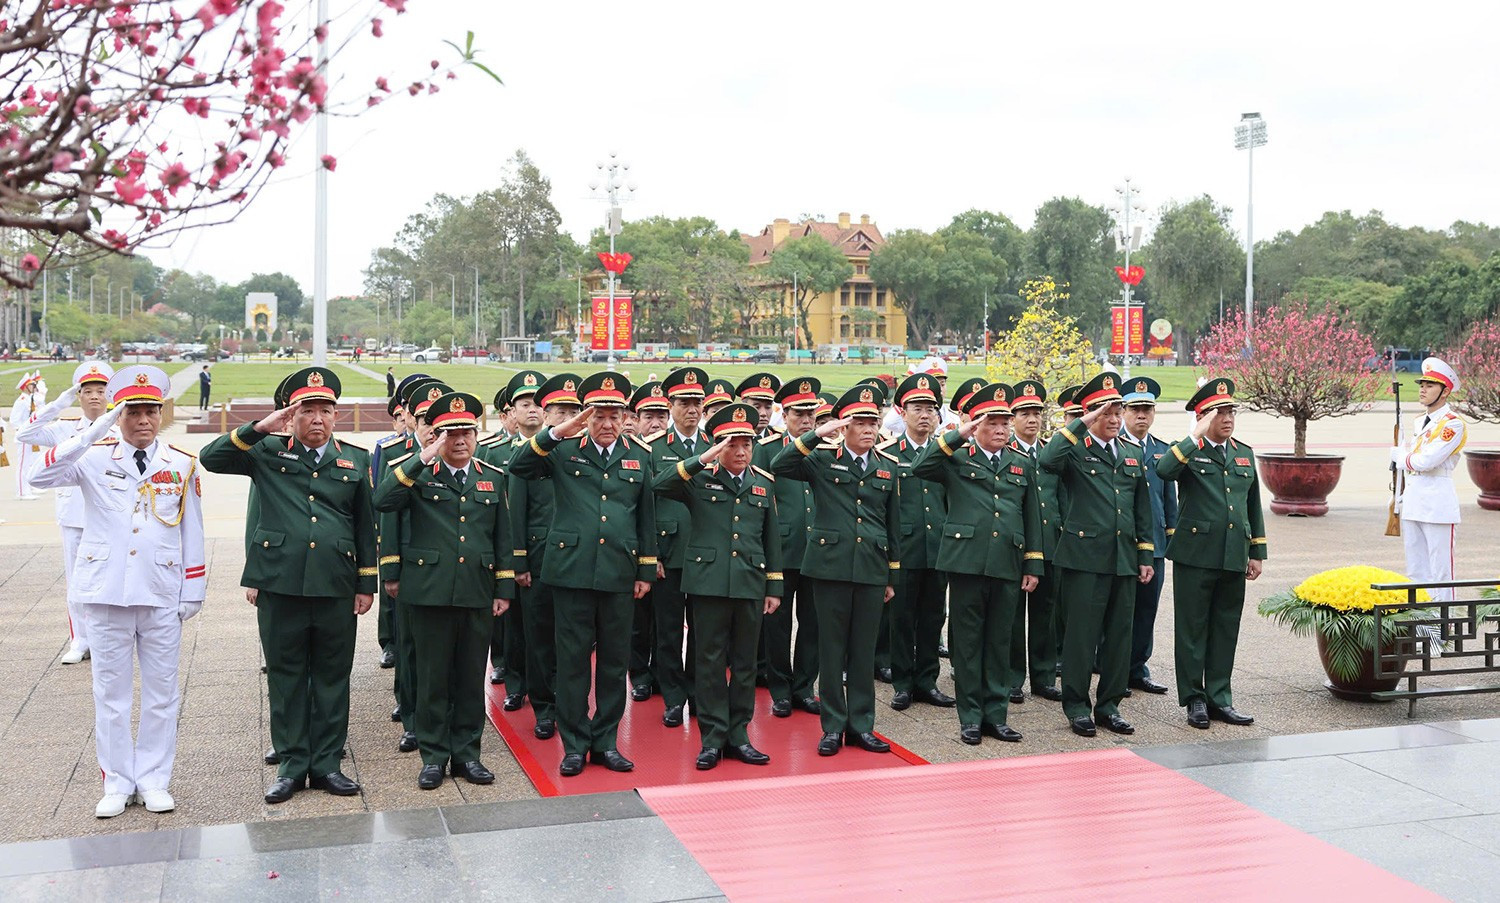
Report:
1110,306,1145,355
590,294,633,351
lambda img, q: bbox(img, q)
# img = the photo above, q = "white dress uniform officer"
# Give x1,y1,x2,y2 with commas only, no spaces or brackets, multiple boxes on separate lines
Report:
1390,358,1467,606
30,366,206,819
18,362,118,664
9,370,46,500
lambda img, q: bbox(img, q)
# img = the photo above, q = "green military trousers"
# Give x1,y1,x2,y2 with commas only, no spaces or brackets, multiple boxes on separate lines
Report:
810,578,883,735
761,570,818,703
1172,563,1246,708
521,578,557,724
691,594,763,750
257,591,357,780
1009,563,1058,693
891,567,946,695
409,605,490,768
553,588,634,757
1059,568,1133,721
947,573,1019,727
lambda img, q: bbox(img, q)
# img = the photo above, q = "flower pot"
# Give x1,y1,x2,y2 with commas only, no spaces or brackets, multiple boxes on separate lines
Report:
1315,629,1407,701
1257,453,1345,517
1465,449,1500,512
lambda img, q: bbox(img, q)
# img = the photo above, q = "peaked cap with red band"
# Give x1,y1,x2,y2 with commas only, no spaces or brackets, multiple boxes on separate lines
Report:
285,367,341,405
1185,377,1238,415
536,373,582,408
708,402,759,439
775,376,821,410
427,391,482,430
1010,379,1047,412
895,372,940,407
963,382,1013,418
702,378,736,409
106,365,170,406
631,381,670,412
951,378,987,413
663,366,709,399
736,371,781,402
73,361,114,387
579,371,631,407
1077,372,1123,410
406,380,452,417
835,384,882,419
1417,357,1459,394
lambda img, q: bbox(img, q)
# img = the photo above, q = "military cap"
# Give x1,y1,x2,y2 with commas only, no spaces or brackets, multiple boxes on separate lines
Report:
536,373,582,408
835,383,883,419
285,367,341,404
507,369,546,404
814,391,838,420
1185,377,1238,415
706,402,759,439
736,372,781,402
493,386,511,411
274,372,297,409
578,371,631,407
107,365,170,406
775,376,821,410
1057,385,1084,416
854,376,891,406
426,391,482,430
895,372,941,408
1417,357,1460,393
663,366,709,399
408,380,454,419
964,382,1013,418
702,378,736,409
1077,372,1123,410
393,372,432,407
951,377,987,413
14,370,40,392
386,395,402,418
401,377,442,408
73,361,113,387
630,380,670,412
1121,376,1162,407
1011,379,1047,412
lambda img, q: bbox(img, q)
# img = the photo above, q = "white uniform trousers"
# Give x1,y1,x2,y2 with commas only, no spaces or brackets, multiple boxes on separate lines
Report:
61,525,87,647
1402,519,1456,603
82,603,182,795
14,443,36,498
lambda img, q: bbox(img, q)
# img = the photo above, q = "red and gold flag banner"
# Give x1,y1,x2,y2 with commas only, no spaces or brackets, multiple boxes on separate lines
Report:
1110,306,1146,355
590,294,633,351
598,252,633,275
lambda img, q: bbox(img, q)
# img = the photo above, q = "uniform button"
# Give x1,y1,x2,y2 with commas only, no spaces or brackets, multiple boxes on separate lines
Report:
856,517,862,523
559,542,565,548
312,472,318,478
132,528,139,534
264,541,270,548
733,515,740,522
460,496,466,502
308,495,315,501
460,516,467,523
924,506,930,512
1229,523,1235,528
1041,502,1047,508
1090,469,1096,474
601,495,607,501
418,558,424,565
732,550,739,556
735,499,741,504
280,467,287,473
1116,530,1121,536
130,549,137,556
599,538,606,544
994,512,999,517
855,537,862,542
1191,527,1198,533
859,481,865,487
460,536,466,542
574,470,580,476
923,488,929,493
993,531,999,537
732,533,740,540
695,556,702,562
1229,505,1235,511
856,499,863,505
310,541,316,548
819,538,826,545
603,474,609,480
311,516,318,523
1078,531,1085,537
601,515,608,522
458,557,465,564
955,533,962,538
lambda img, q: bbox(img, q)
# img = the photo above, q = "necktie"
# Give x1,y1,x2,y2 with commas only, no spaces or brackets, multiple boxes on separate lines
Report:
134,448,148,474
1104,442,1116,462
455,468,466,488
855,455,866,475
1419,415,1430,432
731,472,742,492
683,437,695,456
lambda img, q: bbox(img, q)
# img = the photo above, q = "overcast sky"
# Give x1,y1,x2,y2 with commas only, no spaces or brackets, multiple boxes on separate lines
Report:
144,1,1500,298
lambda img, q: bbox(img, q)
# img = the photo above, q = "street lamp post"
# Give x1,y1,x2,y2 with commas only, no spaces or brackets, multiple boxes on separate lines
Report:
446,272,458,347
1111,178,1146,378
589,152,637,366
471,265,480,363
1235,112,1267,347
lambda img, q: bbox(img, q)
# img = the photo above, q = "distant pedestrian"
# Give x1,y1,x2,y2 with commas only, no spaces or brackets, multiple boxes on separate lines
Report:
198,365,212,411
386,367,396,397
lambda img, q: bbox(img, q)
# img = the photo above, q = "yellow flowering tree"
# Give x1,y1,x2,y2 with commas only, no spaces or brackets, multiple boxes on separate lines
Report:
986,277,1095,392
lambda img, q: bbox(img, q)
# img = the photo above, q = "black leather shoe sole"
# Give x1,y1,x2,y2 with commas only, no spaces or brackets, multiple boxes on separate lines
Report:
559,753,585,777
1098,715,1135,735
845,731,891,753
489,669,504,685
983,723,1022,742
890,691,911,711
724,744,770,765
662,705,684,727
794,697,822,715
1070,717,1097,738
1187,700,1211,729
817,733,842,756
390,706,402,723
1129,678,1170,695
917,689,957,707
696,749,721,770
533,719,556,739
875,668,893,684
959,725,981,746
1009,689,1025,704
590,750,635,772
503,694,525,711
417,764,445,790
1211,707,1255,725
630,685,652,701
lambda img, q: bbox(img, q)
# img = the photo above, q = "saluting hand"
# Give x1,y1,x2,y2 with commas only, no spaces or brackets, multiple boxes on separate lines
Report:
699,436,731,465
815,416,852,440
1190,407,1218,441
553,406,593,440
419,430,449,465
1080,401,1116,429
957,417,981,440
255,400,301,434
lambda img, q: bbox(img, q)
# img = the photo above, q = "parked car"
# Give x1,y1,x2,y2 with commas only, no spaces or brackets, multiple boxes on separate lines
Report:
453,346,496,360
412,346,449,363
1365,346,1430,373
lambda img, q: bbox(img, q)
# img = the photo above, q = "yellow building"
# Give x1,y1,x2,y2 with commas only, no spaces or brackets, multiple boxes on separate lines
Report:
743,213,908,351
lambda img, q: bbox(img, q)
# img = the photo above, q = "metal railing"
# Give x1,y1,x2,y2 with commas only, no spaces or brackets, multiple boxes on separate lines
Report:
1370,578,1500,717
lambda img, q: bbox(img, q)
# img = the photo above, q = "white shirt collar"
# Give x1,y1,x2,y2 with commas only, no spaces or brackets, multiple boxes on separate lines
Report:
594,440,616,458
674,427,698,446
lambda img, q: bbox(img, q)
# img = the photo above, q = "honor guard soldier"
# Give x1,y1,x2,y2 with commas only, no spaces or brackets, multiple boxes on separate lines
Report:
883,373,955,711
508,372,658,776
1005,379,1064,702
1159,379,1265,729
1391,358,1467,613
916,383,1042,744
643,367,711,727
1118,377,1177,695
702,378,736,419
374,392,512,789
754,377,823,717
200,367,377,804
627,380,670,700
9,370,46,499
17,361,116,664
655,403,783,769
737,372,782,437
33,366,204,818
1040,373,1155,738
773,385,901,757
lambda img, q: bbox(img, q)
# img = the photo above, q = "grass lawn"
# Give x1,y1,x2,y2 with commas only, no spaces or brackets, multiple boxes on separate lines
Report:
0,360,190,407
183,361,385,402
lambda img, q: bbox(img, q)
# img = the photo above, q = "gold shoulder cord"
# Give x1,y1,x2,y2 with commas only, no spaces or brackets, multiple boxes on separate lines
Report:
145,462,193,527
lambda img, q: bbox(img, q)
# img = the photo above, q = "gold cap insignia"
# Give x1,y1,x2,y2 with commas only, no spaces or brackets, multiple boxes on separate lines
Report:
88,365,101,375
427,387,443,402
449,397,465,413
760,376,772,388
308,371,324,387
523,373,538,386
1217,381,1228,395
651,385,664,397
601,377,616,392
1023,384,1034,396
564,379,575,391
1102,376,1114,390
135,372,151,386
971,381,982,393
799,381,811,394
918,376,930,390
732,407,747,422
860,388,873,403
684,371,698,384
1136,381,1147,393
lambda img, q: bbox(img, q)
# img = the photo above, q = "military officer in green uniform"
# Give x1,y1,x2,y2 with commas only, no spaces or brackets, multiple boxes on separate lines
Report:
702,378,736,420
736,372,782,437
1006,380,1065,702
814,391,837,427
1119,377,1177,696
627,380,669,701
773,385,901,757
857,377,897,683
374,392,511,789
1158,378,1266,729
882,373,955,711
1039,373,1155,738
508,372,658,776
480,386,514,690
200,367,376,803
371,373,430,672
655,402,783,769
754,377,822,717
507,374,582,741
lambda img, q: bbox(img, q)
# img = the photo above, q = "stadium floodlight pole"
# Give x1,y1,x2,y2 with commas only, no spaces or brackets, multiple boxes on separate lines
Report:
1111,178,1146,378
310,0,329,366
472,265,480,363
1235,112,1267,349
589,152,637,365
447,272,458,346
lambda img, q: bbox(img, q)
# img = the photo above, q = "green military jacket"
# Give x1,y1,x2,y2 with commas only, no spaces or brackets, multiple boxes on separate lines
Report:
507,430,659,590
1011,437,1061,559
505,435,556,579
200,422,378,596
1038,418,1154,577
879,434,945,570
375,435,418,584
652,457,784,601
771,431,901,587
752,432,815,571
1156,435,1268,571
645,427,711,570
914,431,1043,580
372,453,512,606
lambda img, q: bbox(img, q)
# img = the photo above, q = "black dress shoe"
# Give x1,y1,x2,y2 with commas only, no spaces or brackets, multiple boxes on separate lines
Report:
1129,676,1170,695
310,771,360,796
794,696,822,715
875,667,893,684
630,684,652,701
695,748,721,770
724,743,770,765
591,749,634,772
559,753,585,776
264,776,303,804
845,731,891,753
503,694,525,712
1097,713,1135,735
662,704,685,727
264,748,280,765
453,761,495,784
1070,716,1097,737
817,732,842,756
1186,698,1210,729
533,719,556,739
771,698,792,718
938,643,950,658
417,764,445,790
890,690,912,711
1009,687,1025,704
390,704,402,723
916,688,957,707
378,647,396,669
1210,705,1255,725
489,667,504,685
398,731,418,752
1033,685,1063,702
982,723,1023,742
959,724,982,745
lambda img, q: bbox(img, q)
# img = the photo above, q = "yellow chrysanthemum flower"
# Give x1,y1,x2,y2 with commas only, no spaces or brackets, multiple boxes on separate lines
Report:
1294,566,1432,613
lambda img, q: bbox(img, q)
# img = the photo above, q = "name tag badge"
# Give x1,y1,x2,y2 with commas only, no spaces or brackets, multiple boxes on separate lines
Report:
1123,458,1138,467
1234,457,1251,466
1084,456,1100,463
1193,457,1213,463
831,463,849,471
105,469,128,479
277,451,300,460
706,483,726,491
621,459,641,470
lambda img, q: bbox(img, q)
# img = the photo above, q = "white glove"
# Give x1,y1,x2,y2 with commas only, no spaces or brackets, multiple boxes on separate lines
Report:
179,601,202,622
1389,446,1404,466
57,383,80,406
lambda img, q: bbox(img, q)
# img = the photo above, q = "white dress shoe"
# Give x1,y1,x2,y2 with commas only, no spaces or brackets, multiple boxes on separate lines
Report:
95,793,129,818
138,789,175,813
60,642,90,665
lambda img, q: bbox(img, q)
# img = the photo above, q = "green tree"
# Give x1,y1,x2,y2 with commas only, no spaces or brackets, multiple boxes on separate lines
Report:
763,234,854,348
1391,252,1500,349
1025,197,1115,335
1141,195,1244,361
41,302,97,346
592,216,749,344
986,277,1095,392
870,228,999,348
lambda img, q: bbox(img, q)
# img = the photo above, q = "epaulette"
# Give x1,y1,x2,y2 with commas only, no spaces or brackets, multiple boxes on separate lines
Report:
628,433,653,451
473,458,498,474
379,435,407,449
337,439,367,451
512,434,528,446
750,465,775,482
873,447,899,463
387,452,414,468
478,435,503,448
876,437,900,452
816,441,840,451
758,433,784,446
169,444,198,458
93,438,119,446
642,429,668,444
60,416,80,422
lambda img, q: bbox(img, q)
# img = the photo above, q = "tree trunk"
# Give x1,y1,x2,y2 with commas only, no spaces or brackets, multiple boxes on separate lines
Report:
1294,415,1307,457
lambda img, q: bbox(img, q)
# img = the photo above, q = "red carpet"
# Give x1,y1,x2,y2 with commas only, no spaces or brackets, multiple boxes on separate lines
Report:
639,749,1439,902
485,680,924,798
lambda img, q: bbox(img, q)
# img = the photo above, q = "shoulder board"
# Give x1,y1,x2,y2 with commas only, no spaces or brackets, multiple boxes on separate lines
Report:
60,416,81,422
379,435,407,449
93,438,119,446
1230,439,1253,450
642,429,668,444
387,452,414,468
750,465,775,482
873,448,899,463
875,437,900,452
1442,413,1465,425
628,434,653,451
477,435,502,447
338,439,366,452
758,433,783,446
473,458,498,474
816,441,840,451
168,444,198,459
512,435,528,446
